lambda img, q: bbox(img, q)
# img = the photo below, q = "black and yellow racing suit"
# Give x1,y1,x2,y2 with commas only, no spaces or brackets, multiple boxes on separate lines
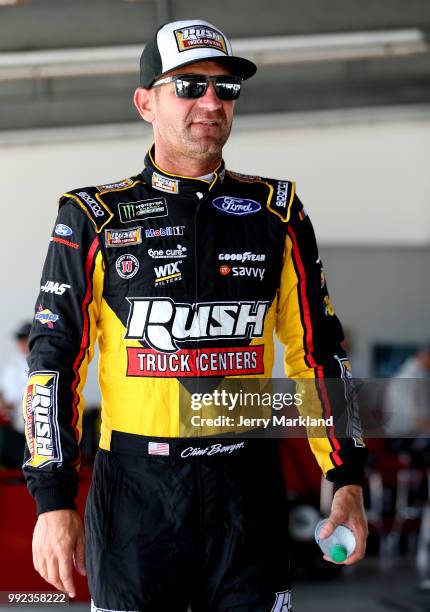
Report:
23,146,366,610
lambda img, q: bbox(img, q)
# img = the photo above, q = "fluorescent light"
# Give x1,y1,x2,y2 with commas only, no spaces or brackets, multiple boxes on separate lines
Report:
0,0,29,6
234,29,428,65
0,29,427,81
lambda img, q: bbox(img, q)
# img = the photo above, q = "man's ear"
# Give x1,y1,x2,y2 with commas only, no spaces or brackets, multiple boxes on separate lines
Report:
134,87,155,123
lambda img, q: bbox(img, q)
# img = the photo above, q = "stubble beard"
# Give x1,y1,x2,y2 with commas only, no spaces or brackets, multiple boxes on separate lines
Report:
181,120,232,159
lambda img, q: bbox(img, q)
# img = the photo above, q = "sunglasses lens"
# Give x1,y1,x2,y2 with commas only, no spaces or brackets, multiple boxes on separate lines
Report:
174,76,242,100
176,77,208,99
215,78,242,100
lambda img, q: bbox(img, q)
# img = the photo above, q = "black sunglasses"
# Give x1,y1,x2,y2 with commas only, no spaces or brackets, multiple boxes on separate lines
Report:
152,74,242,100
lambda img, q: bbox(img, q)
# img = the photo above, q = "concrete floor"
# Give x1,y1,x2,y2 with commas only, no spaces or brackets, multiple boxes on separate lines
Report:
0,557,427,612
294,558,427,611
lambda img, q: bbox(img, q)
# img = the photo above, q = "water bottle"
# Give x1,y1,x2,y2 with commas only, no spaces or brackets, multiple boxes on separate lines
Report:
314,518,356,562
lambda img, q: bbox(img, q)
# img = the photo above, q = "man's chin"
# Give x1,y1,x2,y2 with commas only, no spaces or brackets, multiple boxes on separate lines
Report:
184,137,225,159
184,124,231,157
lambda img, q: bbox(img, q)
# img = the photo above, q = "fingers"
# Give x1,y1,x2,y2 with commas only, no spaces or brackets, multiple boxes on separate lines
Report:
320,485,368,565
32,544,39,575
58,556,76,598
73,533,86,577
46,557,66,594
321,521,368,565
35,549,76,596
31,510,83,597
318,516,341,540
343,525,368,565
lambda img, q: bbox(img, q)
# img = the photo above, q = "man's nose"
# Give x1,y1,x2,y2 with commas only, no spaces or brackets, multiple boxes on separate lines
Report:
197,81,223,110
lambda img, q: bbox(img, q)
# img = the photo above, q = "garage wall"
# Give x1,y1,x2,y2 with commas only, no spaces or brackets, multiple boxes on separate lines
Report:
273,246,430,378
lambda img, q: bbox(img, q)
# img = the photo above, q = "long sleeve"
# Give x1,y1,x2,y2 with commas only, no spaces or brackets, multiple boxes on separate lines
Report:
275,194,367,488
23,199,104,514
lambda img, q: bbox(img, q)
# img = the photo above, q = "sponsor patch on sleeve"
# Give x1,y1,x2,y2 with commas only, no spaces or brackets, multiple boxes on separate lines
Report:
63,189,114,233
23,371,62,468
34,304,60,328
50,236,80,249
55,224,73,237
41,280,71,295
267,180,295,222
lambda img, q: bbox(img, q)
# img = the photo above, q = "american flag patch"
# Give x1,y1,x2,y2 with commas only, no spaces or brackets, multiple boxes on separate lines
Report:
148,442,170,456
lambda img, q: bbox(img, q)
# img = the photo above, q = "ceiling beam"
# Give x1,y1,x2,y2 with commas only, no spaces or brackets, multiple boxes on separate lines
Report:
0,29,427,82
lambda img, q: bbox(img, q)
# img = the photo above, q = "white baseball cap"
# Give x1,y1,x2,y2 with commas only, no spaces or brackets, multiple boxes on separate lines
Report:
140,19,257,87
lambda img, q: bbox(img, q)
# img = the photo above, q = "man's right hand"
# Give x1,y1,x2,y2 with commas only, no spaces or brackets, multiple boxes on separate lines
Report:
32,509,86,598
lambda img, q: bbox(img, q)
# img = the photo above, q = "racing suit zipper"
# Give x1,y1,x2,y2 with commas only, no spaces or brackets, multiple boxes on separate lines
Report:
193,192,207,571
194,192,203,437
193,195,202,335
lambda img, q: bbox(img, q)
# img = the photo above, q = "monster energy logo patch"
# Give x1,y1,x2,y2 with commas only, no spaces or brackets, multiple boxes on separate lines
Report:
118,198,168,223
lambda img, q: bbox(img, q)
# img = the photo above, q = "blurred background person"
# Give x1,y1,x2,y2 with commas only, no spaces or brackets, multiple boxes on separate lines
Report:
0,322,31,468
384,343,430,436
384,344,430,464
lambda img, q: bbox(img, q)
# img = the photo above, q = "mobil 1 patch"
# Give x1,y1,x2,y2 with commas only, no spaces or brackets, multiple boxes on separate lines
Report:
118,198,168,223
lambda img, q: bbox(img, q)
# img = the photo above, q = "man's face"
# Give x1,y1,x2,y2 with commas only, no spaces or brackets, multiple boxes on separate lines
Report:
141,61,236,161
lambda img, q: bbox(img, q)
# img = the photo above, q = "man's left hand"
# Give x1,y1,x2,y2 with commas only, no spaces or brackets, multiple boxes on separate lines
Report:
318,484,368,565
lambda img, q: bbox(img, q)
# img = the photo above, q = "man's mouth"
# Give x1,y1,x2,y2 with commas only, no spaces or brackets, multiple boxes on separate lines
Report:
194,121,220,126
191,118,223,127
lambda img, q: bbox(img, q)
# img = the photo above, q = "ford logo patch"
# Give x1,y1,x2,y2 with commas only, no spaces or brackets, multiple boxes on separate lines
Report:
212,196,261,216
55,224,73,237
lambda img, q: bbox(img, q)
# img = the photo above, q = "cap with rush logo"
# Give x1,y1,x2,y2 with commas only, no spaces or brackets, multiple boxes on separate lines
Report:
139,19,257,88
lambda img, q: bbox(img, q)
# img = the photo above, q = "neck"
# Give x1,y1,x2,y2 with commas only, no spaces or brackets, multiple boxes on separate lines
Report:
152,146,221,178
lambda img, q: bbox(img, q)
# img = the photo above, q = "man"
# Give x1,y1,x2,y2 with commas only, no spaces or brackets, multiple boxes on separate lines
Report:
24,19,368,611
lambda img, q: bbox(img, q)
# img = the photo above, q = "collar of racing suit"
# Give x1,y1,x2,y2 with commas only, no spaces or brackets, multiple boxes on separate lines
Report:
141,144,226,198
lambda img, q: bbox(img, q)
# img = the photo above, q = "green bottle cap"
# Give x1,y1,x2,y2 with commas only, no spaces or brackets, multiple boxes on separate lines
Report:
330,544,347,563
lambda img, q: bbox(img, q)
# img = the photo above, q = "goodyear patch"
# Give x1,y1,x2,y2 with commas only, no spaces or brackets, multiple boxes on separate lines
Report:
174,25,228,54
118,198,168,223
105,227,142,248
97,178,134,194
23,371,62,468
152,172,179,194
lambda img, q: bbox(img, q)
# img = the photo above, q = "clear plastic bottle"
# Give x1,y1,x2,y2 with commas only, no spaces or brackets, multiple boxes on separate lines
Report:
314,518,356,562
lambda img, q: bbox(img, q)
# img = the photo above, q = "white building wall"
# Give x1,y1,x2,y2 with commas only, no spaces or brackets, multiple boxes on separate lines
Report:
0,107,428,394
